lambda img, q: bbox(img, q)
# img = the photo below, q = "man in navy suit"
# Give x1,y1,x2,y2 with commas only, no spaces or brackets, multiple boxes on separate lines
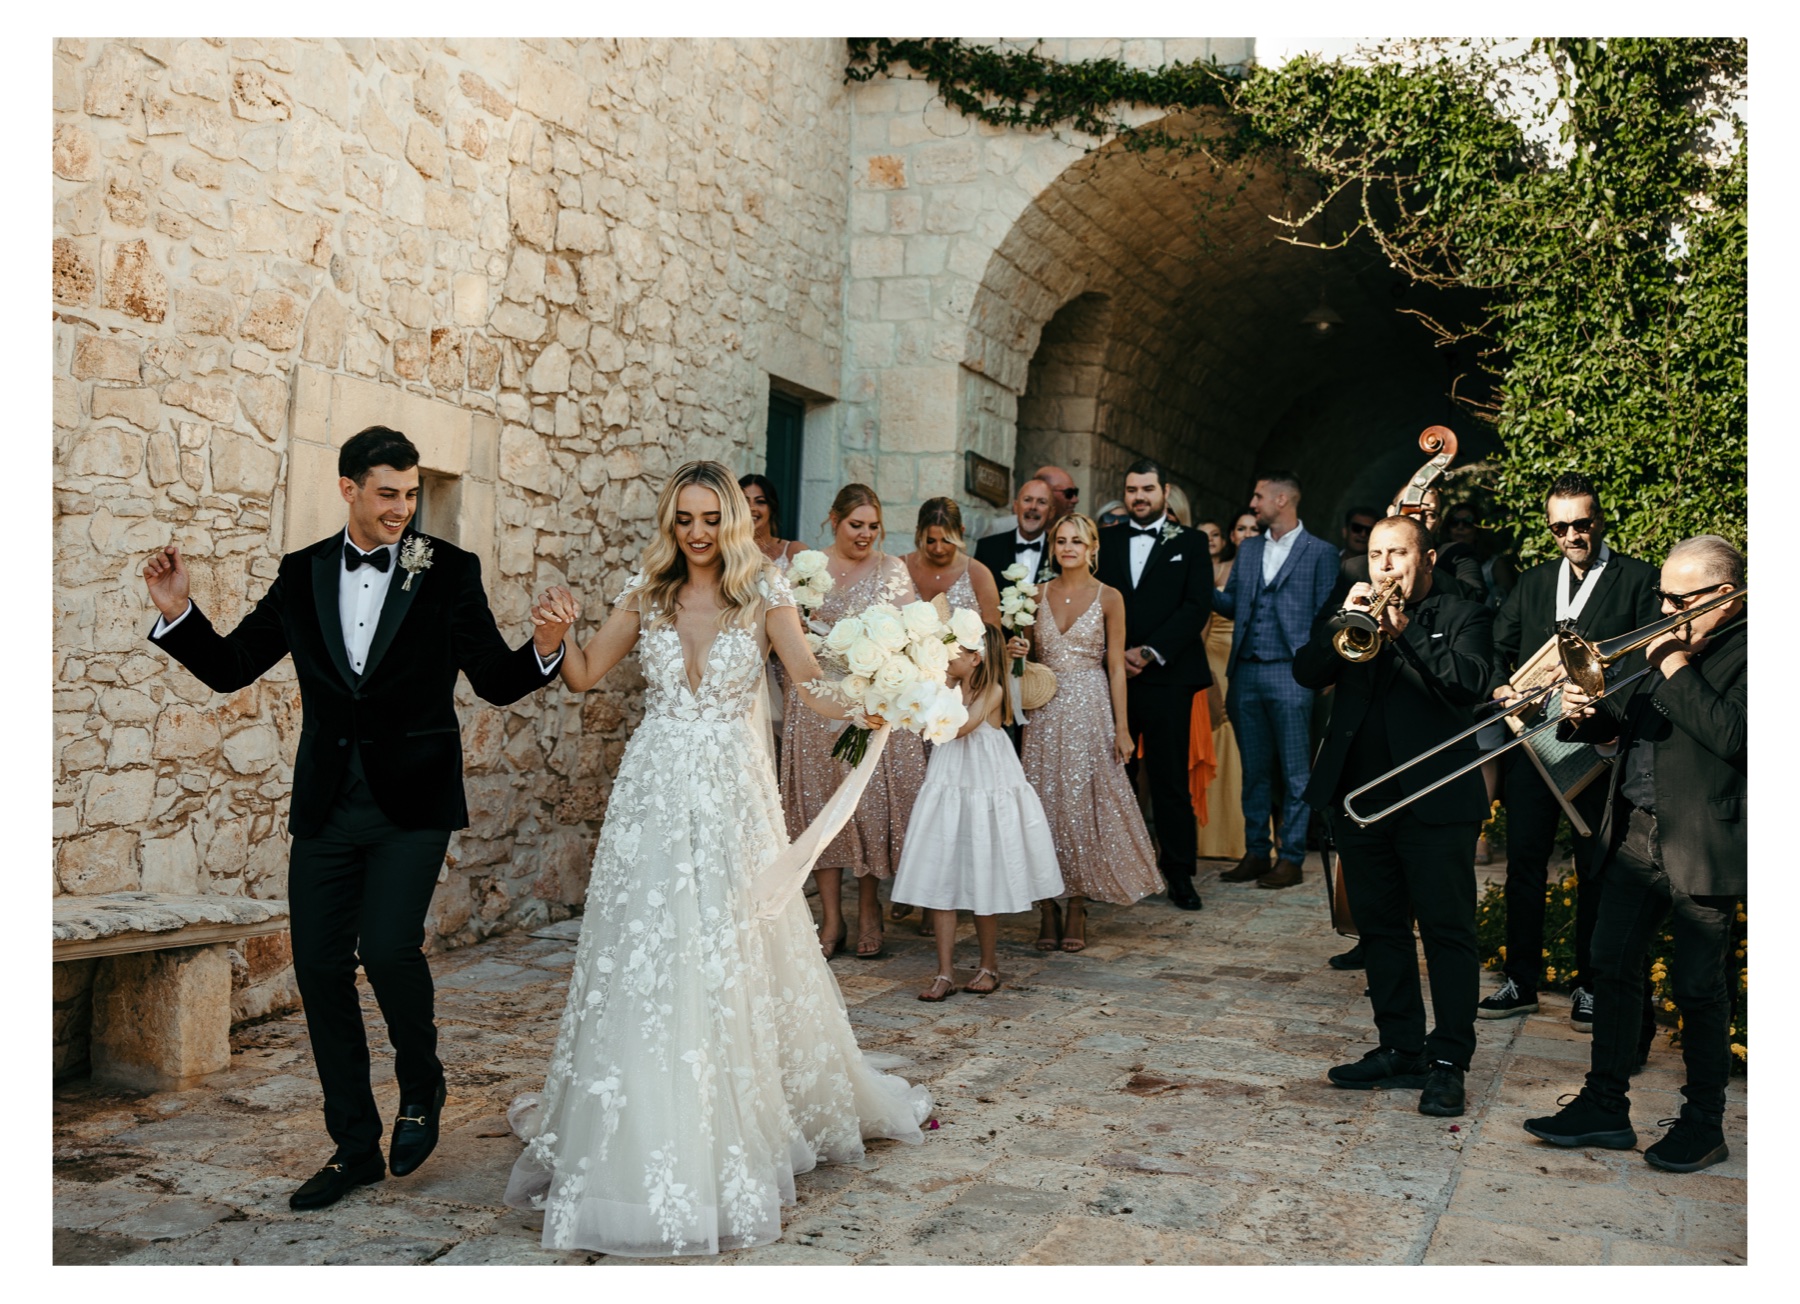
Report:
1213,471,1340,889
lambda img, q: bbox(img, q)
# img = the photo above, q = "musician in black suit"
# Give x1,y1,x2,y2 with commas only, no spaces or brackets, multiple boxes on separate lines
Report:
143,427,571,1210
972,476,1057,587
1524,535,1744,1173
1297,515,1495,1117
1481,472,1661,1025
1093,459,1212,910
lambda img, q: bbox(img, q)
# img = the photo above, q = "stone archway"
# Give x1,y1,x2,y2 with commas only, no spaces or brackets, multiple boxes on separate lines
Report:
961,116,1495,535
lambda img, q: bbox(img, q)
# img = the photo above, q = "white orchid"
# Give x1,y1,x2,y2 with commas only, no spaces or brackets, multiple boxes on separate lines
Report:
921,684,970,745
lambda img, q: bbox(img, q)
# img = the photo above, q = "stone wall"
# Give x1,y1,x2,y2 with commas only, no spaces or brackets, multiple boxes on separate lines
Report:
53,37,852,1054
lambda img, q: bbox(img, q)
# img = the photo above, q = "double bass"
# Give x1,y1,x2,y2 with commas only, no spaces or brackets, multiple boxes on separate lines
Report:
1321,425,1459,938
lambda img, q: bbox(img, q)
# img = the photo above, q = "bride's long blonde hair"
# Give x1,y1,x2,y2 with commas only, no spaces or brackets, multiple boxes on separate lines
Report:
637,461,768,630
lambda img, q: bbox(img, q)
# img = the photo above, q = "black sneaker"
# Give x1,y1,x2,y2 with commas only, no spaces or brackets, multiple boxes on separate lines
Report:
1644,1107,1729,1173
1569,986,1595,1033
1327,1046,1429,1090
1327,943,1365,971
1523,1091,1637,1149
1418,1061,1466,1117
1477,978,1539,1019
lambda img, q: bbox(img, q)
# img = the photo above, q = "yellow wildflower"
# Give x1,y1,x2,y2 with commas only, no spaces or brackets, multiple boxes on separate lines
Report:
1731,1043,1747,1059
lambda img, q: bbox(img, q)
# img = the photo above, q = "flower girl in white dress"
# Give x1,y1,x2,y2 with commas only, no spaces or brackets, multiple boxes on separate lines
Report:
891,622,1064,1000
506,462,930,1257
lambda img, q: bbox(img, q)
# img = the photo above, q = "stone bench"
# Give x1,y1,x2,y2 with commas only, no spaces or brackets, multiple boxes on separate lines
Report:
54,893,289,1091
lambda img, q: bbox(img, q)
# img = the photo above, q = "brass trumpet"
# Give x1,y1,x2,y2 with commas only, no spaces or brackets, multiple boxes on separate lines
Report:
1340,586,1746,827
1331,580,1404,661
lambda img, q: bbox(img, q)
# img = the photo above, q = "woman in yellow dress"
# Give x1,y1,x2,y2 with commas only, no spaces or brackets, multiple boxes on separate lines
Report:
1193,512,1257,860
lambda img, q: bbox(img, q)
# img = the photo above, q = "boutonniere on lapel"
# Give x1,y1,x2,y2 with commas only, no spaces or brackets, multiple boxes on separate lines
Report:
1159,520,1181,547
399,536,434,591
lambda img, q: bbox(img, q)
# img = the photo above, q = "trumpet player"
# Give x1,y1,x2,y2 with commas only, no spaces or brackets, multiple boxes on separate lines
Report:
1296,515,1496,1116
1524,535,1745,1173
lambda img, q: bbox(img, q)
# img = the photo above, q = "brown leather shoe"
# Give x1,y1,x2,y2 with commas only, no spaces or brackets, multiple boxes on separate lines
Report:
1256,858,1304,889
1220,853,1273,882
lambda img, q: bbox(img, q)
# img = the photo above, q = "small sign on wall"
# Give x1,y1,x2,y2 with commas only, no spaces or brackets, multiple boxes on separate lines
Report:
964,451,1011,507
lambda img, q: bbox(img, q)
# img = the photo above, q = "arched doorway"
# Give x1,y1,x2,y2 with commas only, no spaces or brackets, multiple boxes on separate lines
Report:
966,114,1495,536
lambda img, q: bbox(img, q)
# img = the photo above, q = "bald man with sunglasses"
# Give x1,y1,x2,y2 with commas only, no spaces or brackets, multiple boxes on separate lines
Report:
1481,473,1660,1029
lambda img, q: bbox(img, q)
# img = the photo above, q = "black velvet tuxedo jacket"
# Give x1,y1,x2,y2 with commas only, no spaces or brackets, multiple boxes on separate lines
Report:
1296,586,1496,826
149,530,556,838
1559,620,1747,897
1093,521,1213,688
1491,548,1660,691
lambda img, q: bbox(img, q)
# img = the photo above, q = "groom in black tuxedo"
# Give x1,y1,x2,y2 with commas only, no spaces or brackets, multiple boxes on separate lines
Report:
143,426,572,1210
1094,459,1213,910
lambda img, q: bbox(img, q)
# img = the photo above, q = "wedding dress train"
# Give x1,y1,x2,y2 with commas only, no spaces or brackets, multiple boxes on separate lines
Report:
505,568,930,1256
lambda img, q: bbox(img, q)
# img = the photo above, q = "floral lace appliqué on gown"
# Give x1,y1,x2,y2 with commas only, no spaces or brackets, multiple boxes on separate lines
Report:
505,565,931,1257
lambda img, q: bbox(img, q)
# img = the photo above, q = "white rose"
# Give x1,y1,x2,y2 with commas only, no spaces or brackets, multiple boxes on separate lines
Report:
874,657,920,695
1000,591,1024,615
839,673,873,703
788,549,827,580
922,685,970,745
1012,611,1036,627
824,614,866,653
862,605,908,653
1017,580,1039,598
901,599,942,639
908,635,950,678
948,608,986,650
804,631,824,653
845,636,887,677
1001,562,1028,583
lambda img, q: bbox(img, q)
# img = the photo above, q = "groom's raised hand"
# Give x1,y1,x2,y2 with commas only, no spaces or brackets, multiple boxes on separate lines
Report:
531,585,579,657
143,542,191,621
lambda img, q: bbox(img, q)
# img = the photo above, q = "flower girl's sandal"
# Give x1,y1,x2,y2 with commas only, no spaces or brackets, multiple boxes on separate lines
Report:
917,975,957,1002
965,968,1000,996
889,901,914,922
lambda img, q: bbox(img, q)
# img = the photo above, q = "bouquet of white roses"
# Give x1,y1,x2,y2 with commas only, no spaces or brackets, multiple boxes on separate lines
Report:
809,600,985,763
784,549,835,655
998,562,1040,680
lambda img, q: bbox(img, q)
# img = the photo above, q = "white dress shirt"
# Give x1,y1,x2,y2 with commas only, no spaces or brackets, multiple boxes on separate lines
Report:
1127,523,1160,587
1260,521,1307,585
153,528,564,675
1013,530,1046,577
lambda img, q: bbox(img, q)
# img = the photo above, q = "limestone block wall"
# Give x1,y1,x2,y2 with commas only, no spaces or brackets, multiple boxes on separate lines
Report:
52,37,851,1053
836,38,1254,538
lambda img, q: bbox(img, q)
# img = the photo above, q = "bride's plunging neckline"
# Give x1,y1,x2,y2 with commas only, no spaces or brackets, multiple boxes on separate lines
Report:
671,593,730,697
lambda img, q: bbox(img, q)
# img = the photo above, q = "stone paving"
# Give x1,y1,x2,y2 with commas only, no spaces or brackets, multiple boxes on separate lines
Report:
52,855,1748,1266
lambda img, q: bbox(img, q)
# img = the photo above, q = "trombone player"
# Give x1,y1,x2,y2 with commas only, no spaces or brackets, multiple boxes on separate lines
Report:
1297,515,1496,1117
1524,536,1745,1173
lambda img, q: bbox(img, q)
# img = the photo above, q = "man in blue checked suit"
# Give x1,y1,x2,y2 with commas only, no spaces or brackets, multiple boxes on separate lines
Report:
1212,471,1340,889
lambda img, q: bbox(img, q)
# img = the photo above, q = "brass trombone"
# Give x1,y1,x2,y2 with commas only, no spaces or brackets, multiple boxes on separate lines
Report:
1341,586,1747,827
1330,580,1404,662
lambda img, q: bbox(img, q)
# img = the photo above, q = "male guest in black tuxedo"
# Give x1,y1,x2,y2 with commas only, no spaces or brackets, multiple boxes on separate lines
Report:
1298,515,1495,1117
1525,536,1745,1173
1094,459,1212,911
973,476,1057,587
1481,473,1660,1026
143,427,572,1210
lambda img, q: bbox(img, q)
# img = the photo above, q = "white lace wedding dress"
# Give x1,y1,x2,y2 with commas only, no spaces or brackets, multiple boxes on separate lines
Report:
504,566,931,1257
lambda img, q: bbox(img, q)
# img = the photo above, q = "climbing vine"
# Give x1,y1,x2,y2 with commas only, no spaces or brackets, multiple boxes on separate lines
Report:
847,38,1748,564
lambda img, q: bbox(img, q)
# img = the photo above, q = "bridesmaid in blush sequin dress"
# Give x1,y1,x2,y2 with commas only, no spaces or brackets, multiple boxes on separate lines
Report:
1018,514,1163,951
780,484,928,962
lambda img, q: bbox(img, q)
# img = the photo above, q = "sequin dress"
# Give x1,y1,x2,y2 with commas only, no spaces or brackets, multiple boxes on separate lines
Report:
1019,590,1163,904
943,567,978,617
780,553,928,879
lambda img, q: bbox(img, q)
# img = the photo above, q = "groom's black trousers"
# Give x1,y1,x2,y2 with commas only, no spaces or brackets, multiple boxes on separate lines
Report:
288,752,450,1157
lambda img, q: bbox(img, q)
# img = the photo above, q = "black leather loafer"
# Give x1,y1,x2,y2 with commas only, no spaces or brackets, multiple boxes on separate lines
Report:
389,1079,447,1178
289,1151,385,1211
1166,876,1203,911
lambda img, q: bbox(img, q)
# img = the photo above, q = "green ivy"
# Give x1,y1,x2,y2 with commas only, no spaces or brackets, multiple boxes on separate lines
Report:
847,38,1747,564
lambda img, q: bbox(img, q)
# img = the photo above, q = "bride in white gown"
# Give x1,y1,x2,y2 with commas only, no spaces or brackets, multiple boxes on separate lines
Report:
503,461,930,1257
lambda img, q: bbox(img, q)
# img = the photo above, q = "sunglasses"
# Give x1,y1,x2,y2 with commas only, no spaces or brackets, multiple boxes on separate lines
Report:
1448,516,1477,528
1654,582,1729,610
1347,522,1372,534
1548,517,1596,537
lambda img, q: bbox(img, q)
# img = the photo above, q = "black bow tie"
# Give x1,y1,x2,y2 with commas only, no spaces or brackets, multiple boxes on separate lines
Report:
1130,522,1163,536
345,542,391,573
1016,538,1042,551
